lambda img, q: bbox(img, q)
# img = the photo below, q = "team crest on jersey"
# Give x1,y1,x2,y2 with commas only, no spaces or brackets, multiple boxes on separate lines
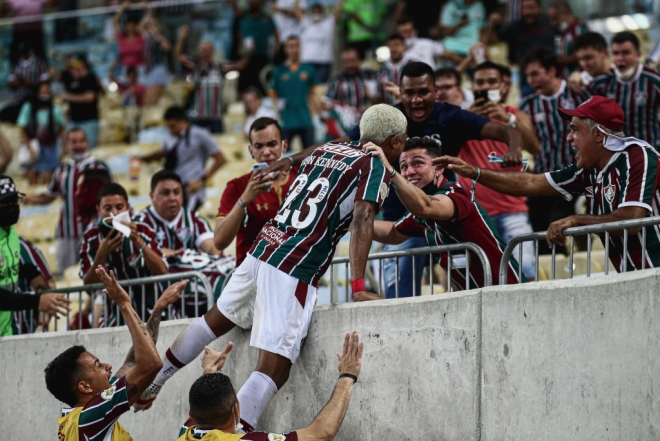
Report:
267,434,287,441
604,184,616,204
379,181,389,201
156,231,166,242
606,93,616,100
100,385,116,400
300,71,308,81
534,112,546,123
635,91,648,107
176,227,192,244
562,98,576,109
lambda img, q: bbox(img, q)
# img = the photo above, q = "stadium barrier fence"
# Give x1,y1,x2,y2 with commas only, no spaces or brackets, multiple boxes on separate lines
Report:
329,243,492,303
499,216,660,284
19,271,213,335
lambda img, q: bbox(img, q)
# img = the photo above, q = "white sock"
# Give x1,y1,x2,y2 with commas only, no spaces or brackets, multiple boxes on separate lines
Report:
236,372,278,429
153,316,217,386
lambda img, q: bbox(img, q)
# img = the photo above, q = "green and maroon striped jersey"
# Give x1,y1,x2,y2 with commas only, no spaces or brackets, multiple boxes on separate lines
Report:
46,157,111,239
588,64,660,150
554,20,590,79
250,141,390,286
546,142,660,270
518,80,590,173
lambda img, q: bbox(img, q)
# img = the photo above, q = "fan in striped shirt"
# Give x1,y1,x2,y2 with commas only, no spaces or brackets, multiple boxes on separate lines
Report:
587,31,660,152
518,48,590,174
548,1,589,79
135,170,233,317
45,267,188,441
324,47,374,112
436,96,660,273
376,34,415,105
23,128,112,274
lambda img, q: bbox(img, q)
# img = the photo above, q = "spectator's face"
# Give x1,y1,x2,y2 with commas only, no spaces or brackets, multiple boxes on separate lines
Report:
97,195,129,218
248,0,263,12
501,74,511,101
401,74,436,123
397,22,415,40
435,75,463,106
341,50,360,75
243,92,260,115
166,119,188,137
400,148,438,188
387,39,406,63
249,124,286,165
548,6,559,27
612,41,640,73
525,61,555,95
76,352,113,396
38,83,51,99
127,70,138,84
151,179,183,221
310,4,324,17
520,0,541,23
199,43,214,64
473,68,502,93
67,130,90,156
567,117,601,169
285,38,300,60
125,20,138,35
576,47,609,77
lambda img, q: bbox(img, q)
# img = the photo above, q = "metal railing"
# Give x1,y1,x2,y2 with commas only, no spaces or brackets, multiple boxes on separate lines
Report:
329,244,492,304
499,216,660,284
23,271,213,334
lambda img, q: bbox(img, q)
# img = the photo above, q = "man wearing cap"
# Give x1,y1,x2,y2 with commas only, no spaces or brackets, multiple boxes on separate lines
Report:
435,96,660,271
0,174,71,336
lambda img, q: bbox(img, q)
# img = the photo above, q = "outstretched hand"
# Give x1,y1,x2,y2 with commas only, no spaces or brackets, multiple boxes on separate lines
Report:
154,279,189,310
201,342,234,374
337,331,364,379
432,156,478,179
96,266,131,306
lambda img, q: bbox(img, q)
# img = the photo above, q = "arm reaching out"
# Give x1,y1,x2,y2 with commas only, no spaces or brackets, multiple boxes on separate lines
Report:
95,267,164,405
296,331,364,441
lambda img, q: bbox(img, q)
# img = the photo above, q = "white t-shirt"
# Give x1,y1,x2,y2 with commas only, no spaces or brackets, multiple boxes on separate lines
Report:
300,15,336,64
273,0,307,42
406,37,444,69
244,106,279,137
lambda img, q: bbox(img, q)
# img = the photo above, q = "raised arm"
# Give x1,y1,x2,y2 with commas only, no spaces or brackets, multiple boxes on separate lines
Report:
114,279,189,379
515,109,541,155
433,156,559,197
349,200,381,302
296,331,363,441
95,267,163,404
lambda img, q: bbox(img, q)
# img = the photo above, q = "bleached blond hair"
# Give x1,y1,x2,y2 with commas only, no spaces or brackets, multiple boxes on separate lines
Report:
359,104,407,144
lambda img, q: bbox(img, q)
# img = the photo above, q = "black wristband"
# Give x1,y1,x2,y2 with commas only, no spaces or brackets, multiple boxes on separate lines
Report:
339,373,357,384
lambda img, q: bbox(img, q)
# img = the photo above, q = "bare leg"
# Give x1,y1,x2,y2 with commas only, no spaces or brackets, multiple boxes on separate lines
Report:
204,303,237,337
255,350,292,389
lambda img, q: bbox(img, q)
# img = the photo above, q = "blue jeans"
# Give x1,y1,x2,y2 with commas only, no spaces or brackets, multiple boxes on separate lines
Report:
382,236,427,298
490,212,536,279
70,120,99,149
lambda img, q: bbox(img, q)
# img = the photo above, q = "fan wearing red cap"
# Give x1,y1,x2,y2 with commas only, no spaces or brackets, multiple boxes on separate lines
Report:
432,95,660,271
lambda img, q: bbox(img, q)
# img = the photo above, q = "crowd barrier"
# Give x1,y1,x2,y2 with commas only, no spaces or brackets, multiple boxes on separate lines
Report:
329,243,492,303
499,216,660,284
22,271,213,335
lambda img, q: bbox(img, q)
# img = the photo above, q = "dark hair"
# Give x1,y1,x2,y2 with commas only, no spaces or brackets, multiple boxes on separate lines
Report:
499,64,512,78
243,87,263,99
28,81,56,144
97,183,129,205
575,32,608,53
401,61,436,85
285,35,300,43
126,67,138,77
151,169,183,192
249,117,283,143
164,105,188,121
396,16,415,26
189,373,237,426
522,48,560,75
612,31,640,51
403,136,442,157
434,67,461,86
342,46,360,57
474,61,504,79
550,0,572,14
386,33,405,43
44,345,87,407
67,127,87,139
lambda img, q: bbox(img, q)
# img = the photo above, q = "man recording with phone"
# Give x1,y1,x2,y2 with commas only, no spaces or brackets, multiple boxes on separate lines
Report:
214,117,298,266
457,61,540,279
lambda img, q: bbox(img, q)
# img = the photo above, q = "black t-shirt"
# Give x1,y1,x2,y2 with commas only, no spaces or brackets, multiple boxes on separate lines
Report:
499,15,555,65
347,102,489,220
61,70,101,122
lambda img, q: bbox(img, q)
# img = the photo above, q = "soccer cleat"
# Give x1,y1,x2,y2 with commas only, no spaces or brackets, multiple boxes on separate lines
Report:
132,383,161,412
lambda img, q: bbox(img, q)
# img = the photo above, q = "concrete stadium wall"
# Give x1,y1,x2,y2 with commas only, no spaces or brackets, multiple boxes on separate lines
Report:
0,270,658,440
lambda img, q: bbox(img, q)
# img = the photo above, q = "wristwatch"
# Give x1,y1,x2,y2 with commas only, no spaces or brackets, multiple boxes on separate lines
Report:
507,112,517,128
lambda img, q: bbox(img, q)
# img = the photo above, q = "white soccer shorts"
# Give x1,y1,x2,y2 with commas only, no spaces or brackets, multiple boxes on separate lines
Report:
216,254,317,363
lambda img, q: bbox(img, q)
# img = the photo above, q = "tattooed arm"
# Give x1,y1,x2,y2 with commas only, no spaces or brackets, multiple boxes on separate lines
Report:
95,266,188,404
